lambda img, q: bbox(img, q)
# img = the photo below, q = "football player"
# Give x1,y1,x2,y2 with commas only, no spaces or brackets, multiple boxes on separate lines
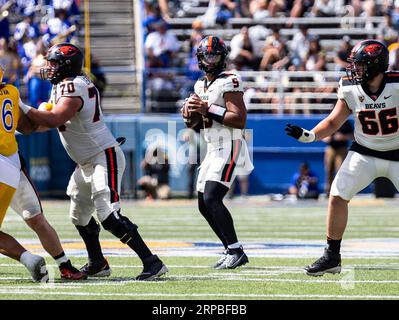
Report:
182,36,254,269
20,43,168,280
0,64,49,282
285,39,399,276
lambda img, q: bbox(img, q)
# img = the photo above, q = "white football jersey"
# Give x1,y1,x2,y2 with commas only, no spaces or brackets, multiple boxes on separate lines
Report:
49,75,117,165
338,72,399,151
194,71,245,144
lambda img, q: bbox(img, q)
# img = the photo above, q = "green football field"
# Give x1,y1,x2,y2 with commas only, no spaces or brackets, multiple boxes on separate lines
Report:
1,196,399,300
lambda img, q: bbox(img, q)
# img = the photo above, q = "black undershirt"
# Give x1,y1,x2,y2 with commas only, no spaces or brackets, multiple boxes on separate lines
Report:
350,141,399,161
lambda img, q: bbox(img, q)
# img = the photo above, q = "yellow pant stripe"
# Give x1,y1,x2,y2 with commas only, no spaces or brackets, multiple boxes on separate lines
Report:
0,182,16,227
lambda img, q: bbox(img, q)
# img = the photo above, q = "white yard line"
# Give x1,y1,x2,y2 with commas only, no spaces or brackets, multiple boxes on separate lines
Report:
0,290,397,299
1,274,399,285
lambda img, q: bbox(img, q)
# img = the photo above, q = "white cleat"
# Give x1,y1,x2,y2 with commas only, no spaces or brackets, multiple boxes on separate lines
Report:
21,252,49,282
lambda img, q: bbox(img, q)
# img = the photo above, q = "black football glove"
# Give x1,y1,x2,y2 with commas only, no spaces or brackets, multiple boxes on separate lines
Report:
285,124,315,143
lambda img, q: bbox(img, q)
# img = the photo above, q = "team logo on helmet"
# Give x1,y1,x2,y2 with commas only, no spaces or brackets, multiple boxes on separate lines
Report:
363,43,383,57
58,45,80,57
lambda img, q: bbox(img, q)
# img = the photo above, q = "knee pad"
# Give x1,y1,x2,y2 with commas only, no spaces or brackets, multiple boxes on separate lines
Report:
101,210,138,243
75,217,100,237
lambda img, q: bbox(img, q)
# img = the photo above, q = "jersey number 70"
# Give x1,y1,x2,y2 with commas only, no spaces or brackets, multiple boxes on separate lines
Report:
358,108,398,135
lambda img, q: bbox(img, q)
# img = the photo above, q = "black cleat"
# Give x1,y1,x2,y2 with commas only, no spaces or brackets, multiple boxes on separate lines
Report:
305,249,341,276
80,258,112,278
213,249,228,269
136,255,168,281
220,247,249,269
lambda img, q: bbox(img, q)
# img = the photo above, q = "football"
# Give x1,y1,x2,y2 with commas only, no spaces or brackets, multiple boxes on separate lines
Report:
182,93,203,130
183,108,203,129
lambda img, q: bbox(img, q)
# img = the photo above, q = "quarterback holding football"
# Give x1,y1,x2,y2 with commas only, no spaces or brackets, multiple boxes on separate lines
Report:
286,39,399,276
182,36,254,269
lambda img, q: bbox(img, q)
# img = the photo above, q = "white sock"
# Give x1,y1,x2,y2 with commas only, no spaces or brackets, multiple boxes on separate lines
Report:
228,242,241,250
20,251,36,267
54,252,69,266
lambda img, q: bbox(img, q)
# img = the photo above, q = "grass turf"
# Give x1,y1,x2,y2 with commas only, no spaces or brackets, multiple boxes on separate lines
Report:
0,196,398,300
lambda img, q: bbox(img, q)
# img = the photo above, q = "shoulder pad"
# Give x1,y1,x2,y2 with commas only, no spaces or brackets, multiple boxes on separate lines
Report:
385,71,399,83
339,76,353,87
58,77,87,97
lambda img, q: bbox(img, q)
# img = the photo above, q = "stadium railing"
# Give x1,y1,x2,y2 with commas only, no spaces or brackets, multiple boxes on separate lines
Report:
143,69,345,114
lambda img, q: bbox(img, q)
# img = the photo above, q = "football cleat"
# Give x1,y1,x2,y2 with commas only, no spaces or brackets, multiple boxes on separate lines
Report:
136,255,168,281
80,258,111,278
59,261,88,280
305,249,341,276
219,247,249,269
26,255,49,282
213,249,228,269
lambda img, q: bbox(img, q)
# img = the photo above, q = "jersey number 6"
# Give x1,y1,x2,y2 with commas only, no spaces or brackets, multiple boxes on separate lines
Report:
1,99,13,132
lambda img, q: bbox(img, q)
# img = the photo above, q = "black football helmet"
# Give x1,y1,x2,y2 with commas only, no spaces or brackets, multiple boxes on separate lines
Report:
196,36,229,75
40,43,83,84
346,39,389,84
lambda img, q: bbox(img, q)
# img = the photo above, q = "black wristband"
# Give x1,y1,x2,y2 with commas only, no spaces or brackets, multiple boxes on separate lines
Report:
207,104,226,124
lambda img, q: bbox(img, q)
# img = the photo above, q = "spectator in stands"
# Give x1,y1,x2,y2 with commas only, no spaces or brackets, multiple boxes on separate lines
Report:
229,26,262,70
323,120,353,196
51,0,79,14
249,0,270,19
15,0,39,16
289,25,311,68
157,0,171,20
288,0,314,19
25,39,51,107
303,36,327,72
192,0,238,29
334,36,352,71
288,162,320,199
377,11,399,47
144,19,180,68
138,148,171,200
362,0,378,30
45,8,77,45
14,11,41,45
303,36,332,114
0,37,22,87
17,32,39,77
311,0,344,17
259,28,288,70
143,0,164,38
217,0,240,20
390,1,399,30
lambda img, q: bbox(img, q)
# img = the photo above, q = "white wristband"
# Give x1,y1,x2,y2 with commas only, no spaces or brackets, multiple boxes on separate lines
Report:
299,129,316,143
19,99,32,114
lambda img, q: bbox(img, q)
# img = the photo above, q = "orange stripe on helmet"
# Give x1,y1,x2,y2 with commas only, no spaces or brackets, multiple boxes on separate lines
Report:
207,36,213,53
